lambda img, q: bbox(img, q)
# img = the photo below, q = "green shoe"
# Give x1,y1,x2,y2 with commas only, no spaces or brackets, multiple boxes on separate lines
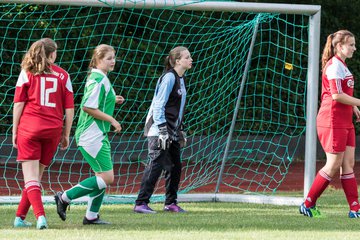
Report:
14,217,32,228
36,215,48,230
299,203,323,218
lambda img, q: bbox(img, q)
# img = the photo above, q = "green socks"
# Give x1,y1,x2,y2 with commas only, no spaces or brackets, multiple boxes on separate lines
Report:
65,176,107,200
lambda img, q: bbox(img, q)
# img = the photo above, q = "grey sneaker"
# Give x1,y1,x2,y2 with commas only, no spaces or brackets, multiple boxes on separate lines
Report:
83,215,110,225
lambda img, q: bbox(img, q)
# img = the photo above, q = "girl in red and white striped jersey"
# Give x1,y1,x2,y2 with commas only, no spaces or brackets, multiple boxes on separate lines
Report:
300,30,360,218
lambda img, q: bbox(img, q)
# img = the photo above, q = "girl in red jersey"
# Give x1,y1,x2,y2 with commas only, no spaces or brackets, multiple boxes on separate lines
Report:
299,30,360,218
12,38,74,229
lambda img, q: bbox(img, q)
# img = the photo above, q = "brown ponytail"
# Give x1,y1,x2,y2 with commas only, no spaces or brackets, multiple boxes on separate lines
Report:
21,38,57,75
321,30,354,70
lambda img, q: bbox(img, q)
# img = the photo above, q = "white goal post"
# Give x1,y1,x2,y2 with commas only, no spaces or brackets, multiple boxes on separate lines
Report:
0,0,320,205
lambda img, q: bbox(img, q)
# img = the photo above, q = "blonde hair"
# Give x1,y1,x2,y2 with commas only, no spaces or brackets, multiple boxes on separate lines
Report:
89,44,115,70
21,38,57,75
164,46,189,71
321,30,354,70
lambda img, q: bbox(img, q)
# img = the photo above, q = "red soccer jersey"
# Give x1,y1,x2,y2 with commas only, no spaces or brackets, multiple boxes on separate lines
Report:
317,56,354,128
14,65,74,137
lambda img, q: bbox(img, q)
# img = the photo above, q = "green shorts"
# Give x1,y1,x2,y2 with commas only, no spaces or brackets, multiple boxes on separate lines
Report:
79,139,113,173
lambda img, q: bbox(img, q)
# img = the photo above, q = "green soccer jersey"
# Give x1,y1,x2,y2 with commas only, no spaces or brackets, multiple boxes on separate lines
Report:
75,69,116,154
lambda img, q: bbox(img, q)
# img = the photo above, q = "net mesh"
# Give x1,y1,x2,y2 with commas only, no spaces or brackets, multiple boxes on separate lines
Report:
0,1,308,202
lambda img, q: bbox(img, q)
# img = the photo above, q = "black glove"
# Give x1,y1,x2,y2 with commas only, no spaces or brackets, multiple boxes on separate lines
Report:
158,124,170,150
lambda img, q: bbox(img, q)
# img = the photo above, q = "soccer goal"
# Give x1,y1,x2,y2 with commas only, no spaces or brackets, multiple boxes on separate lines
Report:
0,0,320,205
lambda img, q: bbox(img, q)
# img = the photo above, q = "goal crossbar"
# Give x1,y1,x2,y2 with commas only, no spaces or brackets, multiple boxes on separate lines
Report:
0,0,320,14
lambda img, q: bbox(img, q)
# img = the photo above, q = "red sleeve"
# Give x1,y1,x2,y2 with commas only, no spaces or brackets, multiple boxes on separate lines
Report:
53,66,74,109
328,78,343,95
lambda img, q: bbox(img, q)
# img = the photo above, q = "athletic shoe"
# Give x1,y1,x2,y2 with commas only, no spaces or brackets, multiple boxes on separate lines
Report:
133,203,156,214
164,203,186,213
13,217,32,228
83,216,111,225
54,191,69,221
349,211,360,218
299,202,322,218
36,215,48,230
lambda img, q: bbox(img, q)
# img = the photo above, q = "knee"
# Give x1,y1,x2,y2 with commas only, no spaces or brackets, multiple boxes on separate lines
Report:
323,164,341,178
103,175,114,185
107,175,114,185
97,172,114,185
342,160,355,173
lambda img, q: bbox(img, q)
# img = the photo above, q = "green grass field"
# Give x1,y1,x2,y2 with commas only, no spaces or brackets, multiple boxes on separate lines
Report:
2,189,360,240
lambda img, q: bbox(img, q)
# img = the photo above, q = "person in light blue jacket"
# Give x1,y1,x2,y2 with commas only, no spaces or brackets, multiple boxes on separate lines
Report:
134,46,192,214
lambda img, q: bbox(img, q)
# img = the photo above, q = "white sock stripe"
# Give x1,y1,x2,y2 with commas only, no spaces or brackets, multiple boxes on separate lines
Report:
319,170,332,181
26,187,41,193
85,189,105,220
25,181,40,189
96,176,107,190
85,210,98,220
86,197,94,218
341,173,355,179
89,189,106,200
62,192,71,203
75,183,93,191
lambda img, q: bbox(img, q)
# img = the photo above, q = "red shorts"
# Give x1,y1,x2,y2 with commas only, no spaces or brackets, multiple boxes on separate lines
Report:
16,133,61,166
317,127,355,153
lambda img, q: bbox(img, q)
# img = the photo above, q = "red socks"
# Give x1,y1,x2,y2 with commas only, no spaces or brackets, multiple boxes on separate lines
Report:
305,171,360,212
341,172,360,212
25,180,45,219
304,170,331,208
16,188,31,219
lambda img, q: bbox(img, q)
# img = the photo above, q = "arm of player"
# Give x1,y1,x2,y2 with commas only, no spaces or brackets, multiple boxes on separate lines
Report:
12,102,25,149
152,73,174,126
332,93,360,106
83,107,122,133
60,108,74,150
116,95,125,104
353,106,360,123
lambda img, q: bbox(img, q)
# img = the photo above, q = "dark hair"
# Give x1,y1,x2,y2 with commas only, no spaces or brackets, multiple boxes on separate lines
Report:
321,30,354,70
164,46,189,71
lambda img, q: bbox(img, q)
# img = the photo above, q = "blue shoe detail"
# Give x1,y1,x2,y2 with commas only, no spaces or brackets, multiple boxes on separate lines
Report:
14,217,32,228
299,203,322,218
36,215,48,230
349,211,360,218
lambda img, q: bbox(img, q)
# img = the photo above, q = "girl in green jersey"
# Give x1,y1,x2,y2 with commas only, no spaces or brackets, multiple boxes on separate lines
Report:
55,44,124,225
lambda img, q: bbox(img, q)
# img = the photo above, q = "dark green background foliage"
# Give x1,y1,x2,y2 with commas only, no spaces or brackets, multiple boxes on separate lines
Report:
1,1,359,133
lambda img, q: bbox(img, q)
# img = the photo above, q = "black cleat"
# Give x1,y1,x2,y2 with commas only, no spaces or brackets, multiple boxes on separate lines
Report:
54,191,69,221
83,216,111,225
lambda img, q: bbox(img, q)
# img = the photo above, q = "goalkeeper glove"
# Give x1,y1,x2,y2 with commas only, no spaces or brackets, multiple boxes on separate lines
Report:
178,131,187,148
158,124,170,150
